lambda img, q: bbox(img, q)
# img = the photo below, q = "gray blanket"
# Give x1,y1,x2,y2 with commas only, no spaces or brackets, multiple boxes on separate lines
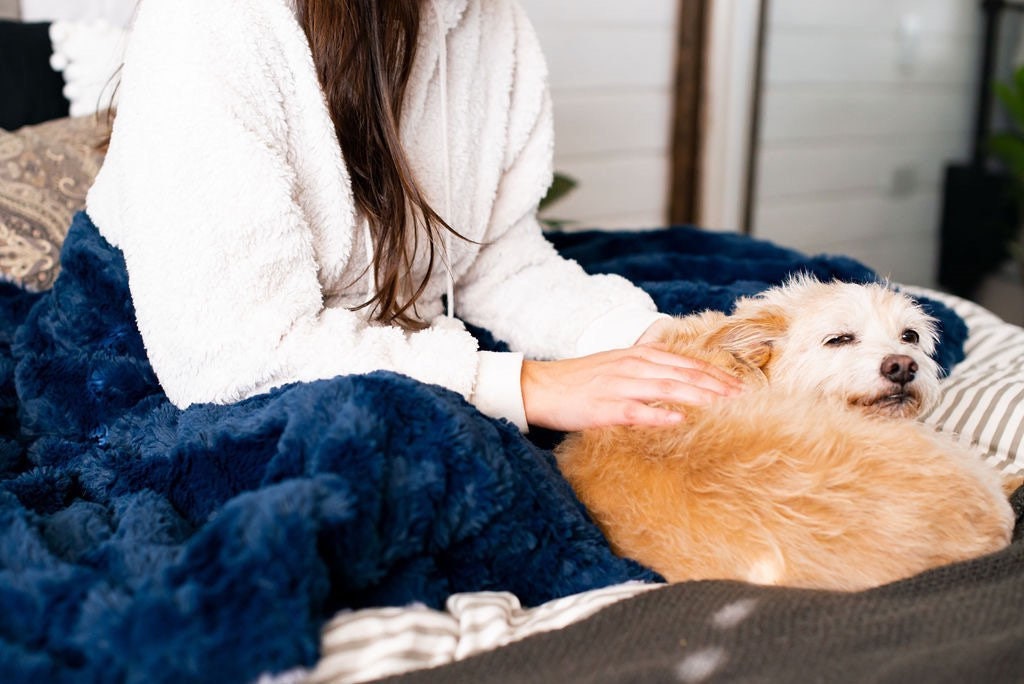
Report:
389,535,1024,683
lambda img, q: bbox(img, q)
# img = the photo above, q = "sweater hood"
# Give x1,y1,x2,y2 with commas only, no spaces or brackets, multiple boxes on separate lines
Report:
435,0,470,32
283,0,468,32
280,0,466,318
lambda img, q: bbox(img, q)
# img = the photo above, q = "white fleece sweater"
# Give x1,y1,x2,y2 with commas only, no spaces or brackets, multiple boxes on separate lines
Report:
86,0,663,430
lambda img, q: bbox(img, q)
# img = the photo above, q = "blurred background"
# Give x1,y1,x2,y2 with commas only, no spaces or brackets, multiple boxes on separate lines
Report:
520,0,1024,324
3,0,1024,323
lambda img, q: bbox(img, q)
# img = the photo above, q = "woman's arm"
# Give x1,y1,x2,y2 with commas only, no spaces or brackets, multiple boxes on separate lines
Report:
455,2,741,430
89,0,485,409
452,16,662,359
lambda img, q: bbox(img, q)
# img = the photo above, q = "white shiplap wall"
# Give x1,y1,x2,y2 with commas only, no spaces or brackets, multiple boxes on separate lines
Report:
517,0,679,230
751,0,979,288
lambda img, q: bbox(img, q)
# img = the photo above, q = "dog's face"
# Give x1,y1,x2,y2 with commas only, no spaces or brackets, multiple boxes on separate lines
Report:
664,277,941,419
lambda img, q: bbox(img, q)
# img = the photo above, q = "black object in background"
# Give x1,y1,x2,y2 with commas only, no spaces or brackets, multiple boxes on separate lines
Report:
938,164,1019,297
937,0,1024,298
0,20,70,130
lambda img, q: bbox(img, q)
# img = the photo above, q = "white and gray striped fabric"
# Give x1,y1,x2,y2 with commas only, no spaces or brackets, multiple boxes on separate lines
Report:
912,287,1024,475
283,287,1023,684
303,583,658,684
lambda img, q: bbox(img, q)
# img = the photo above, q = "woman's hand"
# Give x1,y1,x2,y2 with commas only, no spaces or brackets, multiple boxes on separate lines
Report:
520,343,744,432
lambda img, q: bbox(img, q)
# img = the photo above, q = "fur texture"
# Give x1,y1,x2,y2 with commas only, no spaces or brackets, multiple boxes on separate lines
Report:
557,277,1014,591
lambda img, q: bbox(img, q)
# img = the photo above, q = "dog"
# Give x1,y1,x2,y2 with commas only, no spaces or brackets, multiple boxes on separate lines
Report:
555,276,1017,591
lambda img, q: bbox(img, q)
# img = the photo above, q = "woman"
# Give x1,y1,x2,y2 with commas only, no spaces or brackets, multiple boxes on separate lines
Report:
85,0,740,432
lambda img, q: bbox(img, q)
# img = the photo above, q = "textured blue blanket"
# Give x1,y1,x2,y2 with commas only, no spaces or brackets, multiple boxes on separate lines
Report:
0,213,966,683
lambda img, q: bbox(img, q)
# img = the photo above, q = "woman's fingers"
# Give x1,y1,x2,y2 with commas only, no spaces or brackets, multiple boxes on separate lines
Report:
594,400,686,428
596,346,743,400
633,344,744,392
615,374,735,407
520,347,746,431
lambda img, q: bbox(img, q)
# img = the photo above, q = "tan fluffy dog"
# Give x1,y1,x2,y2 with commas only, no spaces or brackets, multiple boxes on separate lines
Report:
556,277,1016,591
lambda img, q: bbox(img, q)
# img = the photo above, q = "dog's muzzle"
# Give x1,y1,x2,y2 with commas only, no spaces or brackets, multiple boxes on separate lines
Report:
855,384,923,418
861,354,926,418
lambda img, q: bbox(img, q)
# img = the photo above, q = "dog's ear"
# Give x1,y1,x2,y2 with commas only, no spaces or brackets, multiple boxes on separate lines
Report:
708,304,789,370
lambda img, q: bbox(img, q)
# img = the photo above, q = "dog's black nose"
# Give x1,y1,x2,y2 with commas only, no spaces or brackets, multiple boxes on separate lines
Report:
881,354,917,385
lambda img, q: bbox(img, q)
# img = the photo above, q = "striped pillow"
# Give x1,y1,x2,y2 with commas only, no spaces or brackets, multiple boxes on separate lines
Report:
914,287,1024,474
303,584,657,684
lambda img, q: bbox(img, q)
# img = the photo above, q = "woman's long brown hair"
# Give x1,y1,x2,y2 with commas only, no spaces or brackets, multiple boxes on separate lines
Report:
297,0,462,330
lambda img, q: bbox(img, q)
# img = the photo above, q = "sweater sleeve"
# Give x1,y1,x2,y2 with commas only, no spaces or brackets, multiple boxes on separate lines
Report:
88,0,481,409
453,2,663,361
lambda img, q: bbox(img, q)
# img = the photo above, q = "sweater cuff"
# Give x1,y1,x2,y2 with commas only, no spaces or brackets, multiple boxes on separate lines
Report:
575,307,669,357
471,351,528,432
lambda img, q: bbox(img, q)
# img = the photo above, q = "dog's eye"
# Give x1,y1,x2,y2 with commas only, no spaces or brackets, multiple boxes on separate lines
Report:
901,329,920,345
825,334,855,347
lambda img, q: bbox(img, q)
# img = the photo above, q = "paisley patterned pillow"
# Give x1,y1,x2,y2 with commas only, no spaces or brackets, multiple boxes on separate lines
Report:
0,114,108,291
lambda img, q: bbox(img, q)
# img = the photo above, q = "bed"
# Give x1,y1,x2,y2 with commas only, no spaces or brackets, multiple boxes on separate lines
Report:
2,106,1024,684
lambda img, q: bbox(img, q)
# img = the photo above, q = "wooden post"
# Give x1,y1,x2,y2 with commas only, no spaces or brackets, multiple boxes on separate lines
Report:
668,0,709,225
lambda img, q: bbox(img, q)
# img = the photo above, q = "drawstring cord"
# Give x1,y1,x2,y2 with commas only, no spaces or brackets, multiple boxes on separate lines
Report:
435,0,456,319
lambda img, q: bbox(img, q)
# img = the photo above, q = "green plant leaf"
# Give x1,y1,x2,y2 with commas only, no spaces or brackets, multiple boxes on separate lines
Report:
988,132,1024,181
539,217,577,231
1014,64,1024,106
995,82,1024,131
539,172,578,211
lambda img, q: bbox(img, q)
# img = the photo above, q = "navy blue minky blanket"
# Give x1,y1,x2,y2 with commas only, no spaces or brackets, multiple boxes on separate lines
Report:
0,213,966,683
